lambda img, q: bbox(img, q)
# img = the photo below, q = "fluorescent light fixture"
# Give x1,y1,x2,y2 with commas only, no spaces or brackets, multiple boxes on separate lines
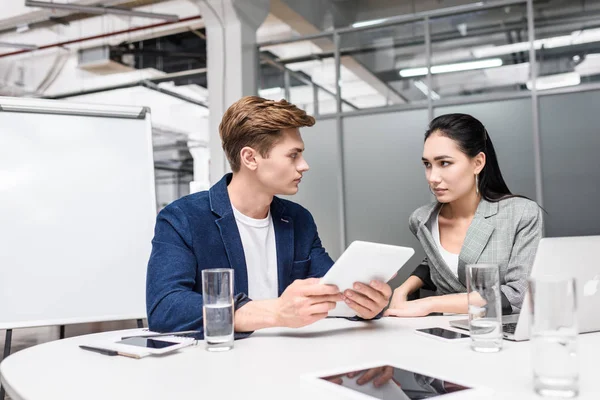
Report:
414,80,440,100
0,41,38,50
399,58,503,77
0,97,148,119
16,24,29,33
526,72,581,91
352,18,388,28
25,0,179,21
259,87,283,96
473,27,600,58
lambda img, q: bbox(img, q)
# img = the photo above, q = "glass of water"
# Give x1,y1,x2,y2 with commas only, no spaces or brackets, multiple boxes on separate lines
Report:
201,268,235,352
529,277,578,398
466,264,503,353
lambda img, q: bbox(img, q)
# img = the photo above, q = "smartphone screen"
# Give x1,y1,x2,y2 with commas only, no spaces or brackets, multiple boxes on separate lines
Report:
417,327,469,339
116,337,180,349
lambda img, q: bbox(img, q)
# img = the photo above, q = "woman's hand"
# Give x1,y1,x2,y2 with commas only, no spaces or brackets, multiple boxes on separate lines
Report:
384,298,432,317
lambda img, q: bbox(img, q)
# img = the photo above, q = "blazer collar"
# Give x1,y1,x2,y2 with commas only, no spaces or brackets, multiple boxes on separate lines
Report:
209,173,234,217
418,198,499,226
208,173,289,218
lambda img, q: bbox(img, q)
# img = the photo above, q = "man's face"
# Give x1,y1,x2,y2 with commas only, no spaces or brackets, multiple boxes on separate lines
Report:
254,128,310,196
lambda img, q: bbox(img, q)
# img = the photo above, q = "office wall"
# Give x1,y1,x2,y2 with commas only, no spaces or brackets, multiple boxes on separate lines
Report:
434,98,537,201
293,92,600,289
343,110,431,286
540,90,600,237
292,119,343,259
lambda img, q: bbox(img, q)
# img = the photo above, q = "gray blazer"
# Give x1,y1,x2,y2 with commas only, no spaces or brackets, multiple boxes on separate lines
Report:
409,197,544,312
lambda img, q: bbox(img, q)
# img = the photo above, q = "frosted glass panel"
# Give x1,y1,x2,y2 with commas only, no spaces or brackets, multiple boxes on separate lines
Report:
343,110,431,287
540,90,600,237
289,119,343,259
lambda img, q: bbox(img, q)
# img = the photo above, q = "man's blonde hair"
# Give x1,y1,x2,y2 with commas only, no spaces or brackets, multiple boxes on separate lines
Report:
219,96,315,172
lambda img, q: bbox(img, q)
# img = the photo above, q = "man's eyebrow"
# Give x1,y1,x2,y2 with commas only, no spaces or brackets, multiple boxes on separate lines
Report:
289,147,304,153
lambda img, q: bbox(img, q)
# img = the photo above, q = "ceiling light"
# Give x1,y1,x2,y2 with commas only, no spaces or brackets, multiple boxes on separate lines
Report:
25,0,179,21
473,28,600,58
0,41,38,50
259,87,283,96
352,18,388,28
16,24,29,33
414,80,440,100
399,58,503,78
526,72,581,91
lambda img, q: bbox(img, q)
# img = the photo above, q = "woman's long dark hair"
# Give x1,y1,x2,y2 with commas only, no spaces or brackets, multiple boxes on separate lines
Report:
425,113,516,202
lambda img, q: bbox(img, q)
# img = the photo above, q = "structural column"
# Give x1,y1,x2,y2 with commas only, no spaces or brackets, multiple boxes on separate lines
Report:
189,0,269,190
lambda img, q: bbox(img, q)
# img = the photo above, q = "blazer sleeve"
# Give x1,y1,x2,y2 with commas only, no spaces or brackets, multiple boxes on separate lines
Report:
501,201,544,313
305,211,335,278
411,258,438,292
407,208,437,292
146,205,251,338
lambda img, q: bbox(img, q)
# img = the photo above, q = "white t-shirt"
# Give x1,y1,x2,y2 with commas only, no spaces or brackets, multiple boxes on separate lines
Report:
430,208,459,276
231,205,278,300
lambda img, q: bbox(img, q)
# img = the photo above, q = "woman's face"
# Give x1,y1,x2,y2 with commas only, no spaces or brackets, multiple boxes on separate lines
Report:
422,131,484,203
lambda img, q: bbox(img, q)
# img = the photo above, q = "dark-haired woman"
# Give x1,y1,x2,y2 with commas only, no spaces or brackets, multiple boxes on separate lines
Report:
385,114,543,317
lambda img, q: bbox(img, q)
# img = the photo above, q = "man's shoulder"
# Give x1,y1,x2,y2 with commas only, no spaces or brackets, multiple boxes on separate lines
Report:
161,190,212,217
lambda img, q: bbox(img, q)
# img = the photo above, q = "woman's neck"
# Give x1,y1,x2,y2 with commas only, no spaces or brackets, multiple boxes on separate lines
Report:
442,191,481,220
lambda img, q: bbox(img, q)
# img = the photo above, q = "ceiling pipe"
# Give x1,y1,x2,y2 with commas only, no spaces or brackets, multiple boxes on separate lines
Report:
25,0,179,22
0,15,202,59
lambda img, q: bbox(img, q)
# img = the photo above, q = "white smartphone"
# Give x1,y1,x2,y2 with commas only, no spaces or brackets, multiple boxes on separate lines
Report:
414,327,470,342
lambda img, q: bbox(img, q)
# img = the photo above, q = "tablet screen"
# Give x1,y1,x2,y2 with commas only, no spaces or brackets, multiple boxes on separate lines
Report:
320,365,471,399
116,337,180,349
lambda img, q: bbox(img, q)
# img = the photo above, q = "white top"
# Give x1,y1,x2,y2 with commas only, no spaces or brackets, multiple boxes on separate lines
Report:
3,317,600,400
431,208,459,276
232,205,278,300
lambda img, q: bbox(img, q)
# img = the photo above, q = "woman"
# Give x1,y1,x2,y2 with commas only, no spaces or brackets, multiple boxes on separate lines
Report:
385,113,543,317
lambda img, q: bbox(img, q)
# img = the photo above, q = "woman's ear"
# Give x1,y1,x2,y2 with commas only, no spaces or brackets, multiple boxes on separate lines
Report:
474,151,486,175
239,146,258,171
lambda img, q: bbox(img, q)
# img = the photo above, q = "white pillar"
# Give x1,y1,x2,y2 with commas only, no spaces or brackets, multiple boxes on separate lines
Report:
189,0,269,191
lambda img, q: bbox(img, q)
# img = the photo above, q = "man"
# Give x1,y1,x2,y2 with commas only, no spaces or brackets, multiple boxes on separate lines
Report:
146,96,391,336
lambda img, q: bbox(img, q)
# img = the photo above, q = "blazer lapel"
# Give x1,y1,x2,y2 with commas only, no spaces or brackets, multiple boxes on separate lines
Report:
209,173,248,294
457,199,498,285
271,198,294,296
415,203,464,292
215,215,248,294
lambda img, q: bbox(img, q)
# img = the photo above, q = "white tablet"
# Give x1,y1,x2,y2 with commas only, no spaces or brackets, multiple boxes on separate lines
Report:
321,240,414,317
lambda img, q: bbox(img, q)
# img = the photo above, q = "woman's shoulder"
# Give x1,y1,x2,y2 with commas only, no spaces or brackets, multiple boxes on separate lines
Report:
496,196,542,221
409,202,438,226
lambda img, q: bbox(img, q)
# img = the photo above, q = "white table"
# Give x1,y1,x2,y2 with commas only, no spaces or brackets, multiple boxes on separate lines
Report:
2,316,599,400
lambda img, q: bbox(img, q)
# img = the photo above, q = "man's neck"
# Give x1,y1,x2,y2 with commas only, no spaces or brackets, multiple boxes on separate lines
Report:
227,172,273,219
443,191,481,220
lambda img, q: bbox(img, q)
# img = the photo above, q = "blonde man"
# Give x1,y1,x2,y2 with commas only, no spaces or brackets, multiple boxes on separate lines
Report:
146,96,391,337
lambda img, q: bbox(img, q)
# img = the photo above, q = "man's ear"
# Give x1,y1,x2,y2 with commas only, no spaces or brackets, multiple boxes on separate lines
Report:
474,151,486,175
240,146,258,171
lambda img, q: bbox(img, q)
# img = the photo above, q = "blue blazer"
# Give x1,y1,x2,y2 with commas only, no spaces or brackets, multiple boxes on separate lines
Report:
146,173,334,334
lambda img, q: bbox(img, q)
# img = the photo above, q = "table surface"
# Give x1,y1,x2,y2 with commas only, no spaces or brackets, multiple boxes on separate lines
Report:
2,316,599,400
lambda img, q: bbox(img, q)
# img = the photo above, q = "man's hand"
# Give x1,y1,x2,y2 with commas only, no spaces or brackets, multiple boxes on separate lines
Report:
342,280,392,319
275,278,341,328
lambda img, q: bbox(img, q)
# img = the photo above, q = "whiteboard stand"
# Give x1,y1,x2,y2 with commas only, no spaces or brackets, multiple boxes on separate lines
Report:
0,329,12,399
0,97,157,400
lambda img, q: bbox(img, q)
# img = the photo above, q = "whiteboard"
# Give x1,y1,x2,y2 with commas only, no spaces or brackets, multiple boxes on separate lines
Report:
0,97,156,329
